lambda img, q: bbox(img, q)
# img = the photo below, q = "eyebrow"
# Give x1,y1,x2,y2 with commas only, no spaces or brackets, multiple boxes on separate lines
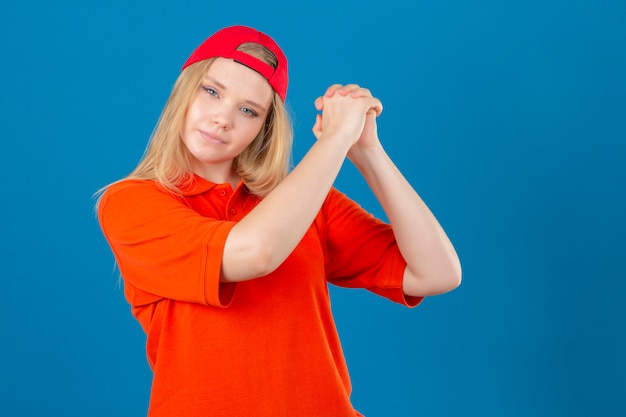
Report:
204,76,269,113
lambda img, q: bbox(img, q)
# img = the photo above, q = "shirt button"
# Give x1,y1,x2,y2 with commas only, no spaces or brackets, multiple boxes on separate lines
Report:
229,208,236,215
219,190,227,197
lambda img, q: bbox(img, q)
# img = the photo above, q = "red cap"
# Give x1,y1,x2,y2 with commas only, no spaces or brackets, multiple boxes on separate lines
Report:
182,25,288,101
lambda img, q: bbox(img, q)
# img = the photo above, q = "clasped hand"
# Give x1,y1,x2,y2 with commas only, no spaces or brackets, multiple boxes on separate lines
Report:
312,84,383,151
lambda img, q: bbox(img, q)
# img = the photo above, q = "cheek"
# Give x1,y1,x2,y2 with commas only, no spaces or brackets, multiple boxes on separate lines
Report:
180,118,191,146
249,115,268,137
244,121,266,146
184,105,199,127
183,95,203,126
247,122,263,139
182,106,203,140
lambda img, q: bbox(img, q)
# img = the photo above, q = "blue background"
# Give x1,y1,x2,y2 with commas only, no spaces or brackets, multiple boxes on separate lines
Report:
1,0,625,416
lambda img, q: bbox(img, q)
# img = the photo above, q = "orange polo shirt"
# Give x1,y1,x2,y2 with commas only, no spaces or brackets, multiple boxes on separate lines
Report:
98,176,422,417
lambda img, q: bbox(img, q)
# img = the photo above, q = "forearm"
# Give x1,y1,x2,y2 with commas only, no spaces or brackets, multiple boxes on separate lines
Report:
349,144,462,296
221,138,350,282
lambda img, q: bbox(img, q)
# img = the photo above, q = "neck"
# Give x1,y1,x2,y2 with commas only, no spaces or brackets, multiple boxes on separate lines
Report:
191,161,241,189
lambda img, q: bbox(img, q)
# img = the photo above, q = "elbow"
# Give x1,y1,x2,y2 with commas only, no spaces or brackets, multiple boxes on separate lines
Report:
221,231,278,282
221,237,282,283
431,269,462,295
442,260,463,292
403,261,462,297
449,261,463,290
436,255,463,293
249,244,282,278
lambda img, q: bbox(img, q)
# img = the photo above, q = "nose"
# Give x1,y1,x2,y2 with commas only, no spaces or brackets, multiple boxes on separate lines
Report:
211,103,233,130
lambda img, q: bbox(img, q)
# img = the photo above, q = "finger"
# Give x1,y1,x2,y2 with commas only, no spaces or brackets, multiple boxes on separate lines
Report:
314,96,324,111
349,87,372,98
337,84,361,96
324,84,344,97
359,96,383,116
311,114,323,139
370,99,383,116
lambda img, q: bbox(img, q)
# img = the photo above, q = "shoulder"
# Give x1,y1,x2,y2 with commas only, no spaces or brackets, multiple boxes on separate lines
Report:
104,179,165,198
97,179,182,225
324,187,351,206
100,179,177,207
323,187,365,214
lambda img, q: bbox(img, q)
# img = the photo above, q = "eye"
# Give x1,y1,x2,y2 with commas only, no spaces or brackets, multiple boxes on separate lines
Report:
202,86,218,97
240,107,258,117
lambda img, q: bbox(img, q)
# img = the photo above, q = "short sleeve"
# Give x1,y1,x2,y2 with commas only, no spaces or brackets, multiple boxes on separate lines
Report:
322,188,422,307
98,180,237,308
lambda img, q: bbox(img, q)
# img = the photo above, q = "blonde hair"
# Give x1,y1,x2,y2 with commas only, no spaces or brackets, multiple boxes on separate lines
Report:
99,43,292,200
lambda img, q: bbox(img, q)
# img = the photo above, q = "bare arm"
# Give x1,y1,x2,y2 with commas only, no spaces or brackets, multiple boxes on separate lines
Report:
220,86,382,282
317,86,462,297
349,139,462,297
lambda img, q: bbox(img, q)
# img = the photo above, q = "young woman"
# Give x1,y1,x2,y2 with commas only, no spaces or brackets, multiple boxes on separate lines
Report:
97,25,461,417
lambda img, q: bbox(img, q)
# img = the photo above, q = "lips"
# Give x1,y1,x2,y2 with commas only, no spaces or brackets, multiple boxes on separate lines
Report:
200,130,226,144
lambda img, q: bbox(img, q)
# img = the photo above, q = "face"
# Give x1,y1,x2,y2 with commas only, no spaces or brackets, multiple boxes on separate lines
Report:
182,57,274,183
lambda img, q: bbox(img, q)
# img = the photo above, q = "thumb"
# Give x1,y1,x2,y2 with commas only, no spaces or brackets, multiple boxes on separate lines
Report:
312,114,323,140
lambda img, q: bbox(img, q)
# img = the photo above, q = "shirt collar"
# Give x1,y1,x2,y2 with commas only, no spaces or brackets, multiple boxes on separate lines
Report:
179,174,245,197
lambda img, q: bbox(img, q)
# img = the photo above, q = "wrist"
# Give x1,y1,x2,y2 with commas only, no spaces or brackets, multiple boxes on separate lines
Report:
317,131,355,155
348,142,387,170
